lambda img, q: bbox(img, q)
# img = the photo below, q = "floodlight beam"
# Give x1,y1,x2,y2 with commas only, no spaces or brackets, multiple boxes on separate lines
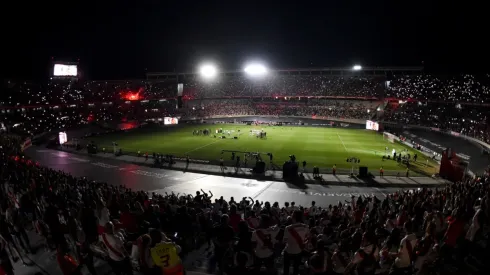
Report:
244,63,268,76
199,64,218,79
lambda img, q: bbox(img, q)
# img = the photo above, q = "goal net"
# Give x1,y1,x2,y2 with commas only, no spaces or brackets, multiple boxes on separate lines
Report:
383,132,399,143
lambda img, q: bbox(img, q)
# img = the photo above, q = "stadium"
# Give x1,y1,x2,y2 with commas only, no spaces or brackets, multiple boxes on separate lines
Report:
4,2,490,275
2,63,490,275
4,65,488,179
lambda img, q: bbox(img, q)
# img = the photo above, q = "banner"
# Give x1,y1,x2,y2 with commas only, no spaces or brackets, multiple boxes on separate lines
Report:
59,132,68,144
366,120,379,131
177,83,183,96
164,117,179,125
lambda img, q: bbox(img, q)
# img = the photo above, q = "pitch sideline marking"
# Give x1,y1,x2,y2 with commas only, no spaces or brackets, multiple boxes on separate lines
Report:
336,132,348,152
185,140,221,154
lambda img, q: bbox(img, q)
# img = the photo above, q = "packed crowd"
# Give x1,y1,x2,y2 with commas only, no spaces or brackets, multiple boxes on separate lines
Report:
386,75,490,103
4,74,490,108
1,80,177,107
0,100,178,137
1,134,489,275
0,97,376,137
2,107,88,137
183,75,383,98
183,99,378,120
384,102,490,144
3,73,490,145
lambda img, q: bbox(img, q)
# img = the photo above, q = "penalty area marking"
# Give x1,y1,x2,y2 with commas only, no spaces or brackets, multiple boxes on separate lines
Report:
185,140,221,154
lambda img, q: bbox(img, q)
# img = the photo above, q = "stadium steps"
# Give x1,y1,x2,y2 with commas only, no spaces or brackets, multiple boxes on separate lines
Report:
384,101,398,112
184,242,299,275
378,101,390,111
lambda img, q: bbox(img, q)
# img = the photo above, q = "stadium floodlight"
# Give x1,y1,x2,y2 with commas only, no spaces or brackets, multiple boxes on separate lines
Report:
244,63,268,76
199,64,218,79
352,65,362,71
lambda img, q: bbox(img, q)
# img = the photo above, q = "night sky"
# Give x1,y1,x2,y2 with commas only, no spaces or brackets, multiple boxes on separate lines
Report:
3,0,487,80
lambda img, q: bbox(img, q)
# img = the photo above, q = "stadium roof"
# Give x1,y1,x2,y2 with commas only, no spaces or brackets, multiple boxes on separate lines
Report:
146,66,424,80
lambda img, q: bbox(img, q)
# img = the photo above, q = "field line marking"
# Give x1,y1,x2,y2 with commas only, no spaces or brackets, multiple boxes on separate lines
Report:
185,140,220,154
336,132,348,152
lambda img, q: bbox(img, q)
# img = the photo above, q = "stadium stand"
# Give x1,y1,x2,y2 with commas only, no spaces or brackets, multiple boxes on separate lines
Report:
386,74,490,103
1,72,490,275
182,75,384,98
3,73,490,146
1,132,489,275
183,99,379,119
384,101,490,144
1,80,176,107
382,74,490,144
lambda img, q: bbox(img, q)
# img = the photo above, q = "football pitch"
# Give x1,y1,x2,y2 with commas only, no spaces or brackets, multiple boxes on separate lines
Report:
88,125,439,176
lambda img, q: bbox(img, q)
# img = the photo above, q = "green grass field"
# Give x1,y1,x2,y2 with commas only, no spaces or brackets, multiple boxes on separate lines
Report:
88,125,438,176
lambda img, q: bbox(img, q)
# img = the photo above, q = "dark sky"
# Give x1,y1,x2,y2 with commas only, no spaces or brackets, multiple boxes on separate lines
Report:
2,0,488,80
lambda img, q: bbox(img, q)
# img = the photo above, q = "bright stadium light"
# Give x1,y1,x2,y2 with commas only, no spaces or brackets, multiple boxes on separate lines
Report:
199,64,218,79
353,65,362,71
244,63,268,76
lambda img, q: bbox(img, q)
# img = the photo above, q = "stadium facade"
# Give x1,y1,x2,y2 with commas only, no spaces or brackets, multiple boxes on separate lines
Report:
146,66,424,79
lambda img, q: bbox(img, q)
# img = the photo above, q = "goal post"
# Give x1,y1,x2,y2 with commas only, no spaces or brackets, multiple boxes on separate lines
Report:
383,132,399,143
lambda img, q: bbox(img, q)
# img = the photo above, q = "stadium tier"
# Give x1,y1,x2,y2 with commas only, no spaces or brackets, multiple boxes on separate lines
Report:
2,73,490,143
1,122,489,275
1,71,490,275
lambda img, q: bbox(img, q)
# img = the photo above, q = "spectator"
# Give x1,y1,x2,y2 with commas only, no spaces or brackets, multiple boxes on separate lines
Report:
388,220,417,275
101,222,132,275
1,121,490,275
283,210,309,275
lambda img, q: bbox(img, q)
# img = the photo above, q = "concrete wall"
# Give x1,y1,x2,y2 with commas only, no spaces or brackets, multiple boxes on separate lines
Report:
181,115,366,129
382,122,490,174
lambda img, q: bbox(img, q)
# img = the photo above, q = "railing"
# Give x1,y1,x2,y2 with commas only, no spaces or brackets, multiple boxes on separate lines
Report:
381,121,490,152
180,115,367,125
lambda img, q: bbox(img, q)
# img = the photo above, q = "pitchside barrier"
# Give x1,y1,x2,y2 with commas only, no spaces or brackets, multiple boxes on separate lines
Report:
181,115,366,125
381,121,490,153
381,131,442,161
382,122,490,176
445,130,490,153
383,132,399,143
